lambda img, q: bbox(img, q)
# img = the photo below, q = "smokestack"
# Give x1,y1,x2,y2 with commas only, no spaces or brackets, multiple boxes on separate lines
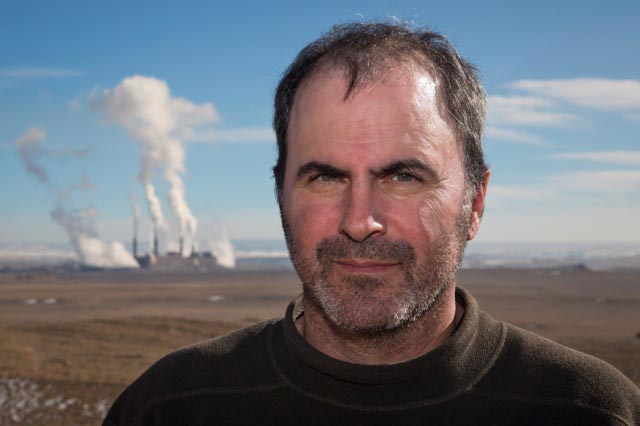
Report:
130,192,141,260
133,236,138,258
154,232,159,256
179,236,184,257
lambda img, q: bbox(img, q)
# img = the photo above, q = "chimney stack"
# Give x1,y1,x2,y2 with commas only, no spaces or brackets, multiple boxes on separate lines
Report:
154,232,159,256
133,236,138,258
179,236,184,257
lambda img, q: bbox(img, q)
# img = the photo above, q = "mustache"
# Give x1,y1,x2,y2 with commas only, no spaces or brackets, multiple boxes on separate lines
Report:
315,236,416,264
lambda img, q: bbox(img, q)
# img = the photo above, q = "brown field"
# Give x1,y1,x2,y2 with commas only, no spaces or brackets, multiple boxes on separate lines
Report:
0,268,639,425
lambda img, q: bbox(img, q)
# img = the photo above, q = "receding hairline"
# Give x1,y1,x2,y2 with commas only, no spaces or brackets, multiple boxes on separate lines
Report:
289,59,461,151
299,51,440,98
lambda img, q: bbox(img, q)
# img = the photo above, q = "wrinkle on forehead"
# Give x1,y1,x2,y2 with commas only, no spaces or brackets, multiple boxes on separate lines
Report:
291,68,449,138
357,64,452,135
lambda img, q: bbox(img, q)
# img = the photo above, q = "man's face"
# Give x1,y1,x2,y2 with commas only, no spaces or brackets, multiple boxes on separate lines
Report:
281,66,474,333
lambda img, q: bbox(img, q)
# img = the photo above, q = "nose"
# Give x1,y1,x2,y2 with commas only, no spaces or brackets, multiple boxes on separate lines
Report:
339,181,386,242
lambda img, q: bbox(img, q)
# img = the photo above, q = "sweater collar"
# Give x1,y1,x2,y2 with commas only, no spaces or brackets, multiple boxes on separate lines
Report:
276,287,506,400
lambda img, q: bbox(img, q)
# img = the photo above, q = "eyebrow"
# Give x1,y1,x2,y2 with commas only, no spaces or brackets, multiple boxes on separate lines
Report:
295,162,348,180
295,158,439,182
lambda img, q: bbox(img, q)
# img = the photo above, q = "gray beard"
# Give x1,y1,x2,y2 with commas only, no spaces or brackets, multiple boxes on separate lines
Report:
282,209,470,335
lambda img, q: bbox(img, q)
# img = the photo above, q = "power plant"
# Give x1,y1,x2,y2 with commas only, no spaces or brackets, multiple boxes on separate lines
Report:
14,77,235,271
132,232,219,271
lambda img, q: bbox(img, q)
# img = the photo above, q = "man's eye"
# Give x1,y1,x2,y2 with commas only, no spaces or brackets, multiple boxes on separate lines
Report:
392,173,420,183
382,172,424,195
306,172,345,193
312,173,338,183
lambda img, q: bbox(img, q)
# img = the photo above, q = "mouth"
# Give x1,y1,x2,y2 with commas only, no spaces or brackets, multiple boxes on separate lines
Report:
332,258,401,274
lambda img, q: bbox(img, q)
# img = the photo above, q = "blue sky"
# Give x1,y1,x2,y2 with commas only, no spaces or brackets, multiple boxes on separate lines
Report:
1,0,639,248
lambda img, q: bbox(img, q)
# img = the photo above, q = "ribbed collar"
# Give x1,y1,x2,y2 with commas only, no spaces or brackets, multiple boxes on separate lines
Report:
270,287,506,406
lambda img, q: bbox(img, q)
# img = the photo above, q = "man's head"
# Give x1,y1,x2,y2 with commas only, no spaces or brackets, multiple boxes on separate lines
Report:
273,22,489,334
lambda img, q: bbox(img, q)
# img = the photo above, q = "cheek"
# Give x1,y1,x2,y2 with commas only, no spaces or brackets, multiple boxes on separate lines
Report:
417,189,464,236
418,202,448,235
382,192,454,247
380,196,434,245
286,196,343,246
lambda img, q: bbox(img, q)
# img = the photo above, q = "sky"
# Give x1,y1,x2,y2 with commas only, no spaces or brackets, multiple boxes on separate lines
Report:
1,0,639,250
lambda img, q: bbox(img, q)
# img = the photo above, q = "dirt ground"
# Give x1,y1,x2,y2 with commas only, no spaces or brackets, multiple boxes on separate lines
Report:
0,268,638,425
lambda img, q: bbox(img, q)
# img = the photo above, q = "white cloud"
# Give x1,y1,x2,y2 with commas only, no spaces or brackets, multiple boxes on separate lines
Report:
508,78,640,111
484,126,550,146
487,169,640,211
490,96,552,108
189,126,275,143
487,95,577,127
489,78,640,139
489,185,559,201
0,67,83,79
480,173,640,243
478,206,640,243
555,151,640,166
553,170,640,192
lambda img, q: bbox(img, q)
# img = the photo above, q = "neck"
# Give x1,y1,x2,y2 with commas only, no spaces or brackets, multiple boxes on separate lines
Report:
295,286,463,365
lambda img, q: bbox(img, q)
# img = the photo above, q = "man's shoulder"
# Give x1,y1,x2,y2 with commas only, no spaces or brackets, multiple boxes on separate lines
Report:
477,317,640,423
171,317,278,358
103,318,284,425
499,322,636,393
161,318,279,373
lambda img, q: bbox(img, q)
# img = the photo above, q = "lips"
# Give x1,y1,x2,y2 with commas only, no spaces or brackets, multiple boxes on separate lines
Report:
333,258,400,273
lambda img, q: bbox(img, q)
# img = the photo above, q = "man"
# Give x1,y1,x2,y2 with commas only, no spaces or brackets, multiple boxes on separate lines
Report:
104,22,640,425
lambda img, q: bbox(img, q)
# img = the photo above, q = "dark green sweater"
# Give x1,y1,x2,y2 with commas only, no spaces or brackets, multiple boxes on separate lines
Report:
104,287,640,425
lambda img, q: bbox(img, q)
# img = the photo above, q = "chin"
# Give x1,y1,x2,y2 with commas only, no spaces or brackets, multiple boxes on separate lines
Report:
305,272,451,334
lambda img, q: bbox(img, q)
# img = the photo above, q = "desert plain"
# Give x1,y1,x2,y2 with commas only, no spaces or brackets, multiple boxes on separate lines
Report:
0,267,638,425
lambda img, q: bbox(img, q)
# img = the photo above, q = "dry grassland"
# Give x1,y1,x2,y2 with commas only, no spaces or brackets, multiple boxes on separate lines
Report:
0,268,638,425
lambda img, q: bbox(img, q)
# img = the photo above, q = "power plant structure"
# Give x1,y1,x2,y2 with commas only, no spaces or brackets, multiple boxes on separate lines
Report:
132,231,219,271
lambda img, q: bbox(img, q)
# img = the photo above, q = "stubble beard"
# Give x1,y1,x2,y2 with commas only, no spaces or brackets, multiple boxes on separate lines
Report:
282,208,471,335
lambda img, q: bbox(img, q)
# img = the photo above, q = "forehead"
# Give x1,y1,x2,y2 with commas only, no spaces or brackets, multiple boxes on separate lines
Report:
287,66,460,166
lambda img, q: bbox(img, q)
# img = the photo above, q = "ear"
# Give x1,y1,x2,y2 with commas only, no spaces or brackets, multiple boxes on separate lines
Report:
467,169,490,241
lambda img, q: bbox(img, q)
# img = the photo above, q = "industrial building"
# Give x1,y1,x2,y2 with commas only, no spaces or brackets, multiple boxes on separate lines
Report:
132,234,219,271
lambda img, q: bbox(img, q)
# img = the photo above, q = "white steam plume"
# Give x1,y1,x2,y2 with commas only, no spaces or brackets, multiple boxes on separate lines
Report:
14,127,138,269
209,227,236,268
90,76,218,248
16,127,49,184
143,181,167,254
51,206,138,268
